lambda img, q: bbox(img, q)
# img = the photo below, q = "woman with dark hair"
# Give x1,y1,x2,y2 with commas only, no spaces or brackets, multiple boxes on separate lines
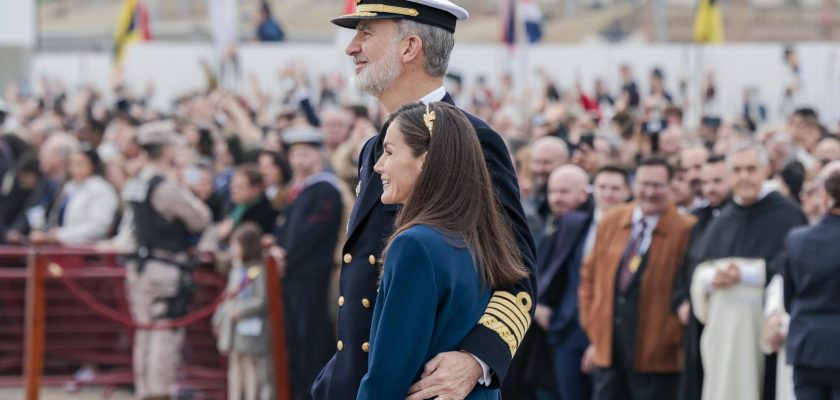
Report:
257,150,291,209
30,146,119,245
356,102,528,399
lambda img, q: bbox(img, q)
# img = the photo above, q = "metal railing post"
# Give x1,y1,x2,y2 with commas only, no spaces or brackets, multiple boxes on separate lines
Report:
264,253,290,400
23,249,46,400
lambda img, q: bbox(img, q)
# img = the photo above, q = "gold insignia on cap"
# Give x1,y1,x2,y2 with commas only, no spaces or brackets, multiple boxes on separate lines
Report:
356,4,419,17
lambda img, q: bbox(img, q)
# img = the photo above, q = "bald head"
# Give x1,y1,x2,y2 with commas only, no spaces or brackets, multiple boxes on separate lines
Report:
819,160,840,182
547,164,590,217
529,136,570,189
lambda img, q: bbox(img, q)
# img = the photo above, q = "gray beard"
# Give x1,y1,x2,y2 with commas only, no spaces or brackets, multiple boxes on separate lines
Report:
355,49,402,97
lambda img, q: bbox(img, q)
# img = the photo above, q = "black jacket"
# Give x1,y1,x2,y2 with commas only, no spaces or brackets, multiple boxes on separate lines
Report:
783,213,840,370
236,194,278,235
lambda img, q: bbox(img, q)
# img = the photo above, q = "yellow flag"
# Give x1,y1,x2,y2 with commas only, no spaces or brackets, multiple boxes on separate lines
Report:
693,0,725,43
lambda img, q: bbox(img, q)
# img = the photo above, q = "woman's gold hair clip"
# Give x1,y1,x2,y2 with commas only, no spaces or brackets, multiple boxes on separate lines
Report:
423,103,436,136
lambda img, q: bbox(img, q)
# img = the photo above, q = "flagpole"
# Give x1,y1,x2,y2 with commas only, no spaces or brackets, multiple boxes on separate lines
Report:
655,0,667,42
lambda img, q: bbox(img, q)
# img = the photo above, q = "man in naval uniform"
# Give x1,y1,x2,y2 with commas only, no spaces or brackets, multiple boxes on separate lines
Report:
122,121,212,400
311,1,538,399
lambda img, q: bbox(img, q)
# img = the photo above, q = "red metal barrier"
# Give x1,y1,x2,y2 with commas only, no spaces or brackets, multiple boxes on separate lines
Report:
265,253,290,400
0,246,230,399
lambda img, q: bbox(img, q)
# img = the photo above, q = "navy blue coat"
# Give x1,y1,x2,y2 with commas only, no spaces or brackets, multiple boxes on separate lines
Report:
312,94,537,399
536,211,591,345
357,225,499,399
276,176,344,399
783,213,840,370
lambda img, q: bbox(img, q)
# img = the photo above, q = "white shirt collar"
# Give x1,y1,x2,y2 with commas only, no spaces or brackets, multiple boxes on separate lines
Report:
631,206,661,254
632,206,661,230
419,86,447,105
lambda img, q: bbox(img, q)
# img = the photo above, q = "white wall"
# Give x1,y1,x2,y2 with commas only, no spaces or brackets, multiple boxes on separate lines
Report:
0,0,36,47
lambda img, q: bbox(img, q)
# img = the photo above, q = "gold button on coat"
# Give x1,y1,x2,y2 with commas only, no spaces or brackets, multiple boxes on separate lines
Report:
362,342,369,352
362,299,371,309
369,255,376,265
337,341,344,351
338,296,345,307
343,254,352,264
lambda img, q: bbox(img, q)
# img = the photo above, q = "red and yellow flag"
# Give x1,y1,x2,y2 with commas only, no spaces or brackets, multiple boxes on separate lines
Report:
114,0,152,64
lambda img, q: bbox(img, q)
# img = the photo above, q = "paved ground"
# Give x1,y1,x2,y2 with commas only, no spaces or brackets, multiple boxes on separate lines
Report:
0,387,134,400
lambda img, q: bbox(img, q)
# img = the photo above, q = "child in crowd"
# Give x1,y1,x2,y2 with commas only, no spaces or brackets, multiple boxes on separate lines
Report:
212,222,272,400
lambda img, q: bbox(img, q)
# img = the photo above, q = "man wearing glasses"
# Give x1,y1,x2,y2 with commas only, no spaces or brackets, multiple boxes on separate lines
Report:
579,156,696,400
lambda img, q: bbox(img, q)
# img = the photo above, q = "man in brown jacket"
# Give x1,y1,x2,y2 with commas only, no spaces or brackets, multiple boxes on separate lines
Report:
579,156,695,400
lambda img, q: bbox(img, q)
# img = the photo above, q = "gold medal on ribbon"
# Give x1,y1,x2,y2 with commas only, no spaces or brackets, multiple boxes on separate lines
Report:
629,255,642,273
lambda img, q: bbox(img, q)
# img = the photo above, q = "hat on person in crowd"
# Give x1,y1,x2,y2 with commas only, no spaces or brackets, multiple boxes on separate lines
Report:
282,125,324,149
331,0,470,34
137,120,178,146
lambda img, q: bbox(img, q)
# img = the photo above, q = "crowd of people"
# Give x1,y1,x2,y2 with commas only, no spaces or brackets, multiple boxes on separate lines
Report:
2,4,840,400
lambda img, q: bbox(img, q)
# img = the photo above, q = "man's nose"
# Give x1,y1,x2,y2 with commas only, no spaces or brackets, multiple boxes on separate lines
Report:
346,35,361,56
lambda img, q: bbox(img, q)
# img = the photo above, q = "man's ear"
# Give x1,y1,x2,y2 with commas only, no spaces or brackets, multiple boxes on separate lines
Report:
401,35,423,64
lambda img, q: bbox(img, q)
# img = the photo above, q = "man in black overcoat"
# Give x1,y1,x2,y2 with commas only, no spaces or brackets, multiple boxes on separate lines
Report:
312,1,538,399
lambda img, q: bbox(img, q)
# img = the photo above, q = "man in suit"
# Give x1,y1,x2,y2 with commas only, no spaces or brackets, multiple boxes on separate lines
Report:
535,164,594,400
313,1,538,399
579,157,695,400
782,168,840,400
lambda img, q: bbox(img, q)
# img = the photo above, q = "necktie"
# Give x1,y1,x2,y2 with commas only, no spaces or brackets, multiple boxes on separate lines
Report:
57,194,71,227
618,219,647,292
